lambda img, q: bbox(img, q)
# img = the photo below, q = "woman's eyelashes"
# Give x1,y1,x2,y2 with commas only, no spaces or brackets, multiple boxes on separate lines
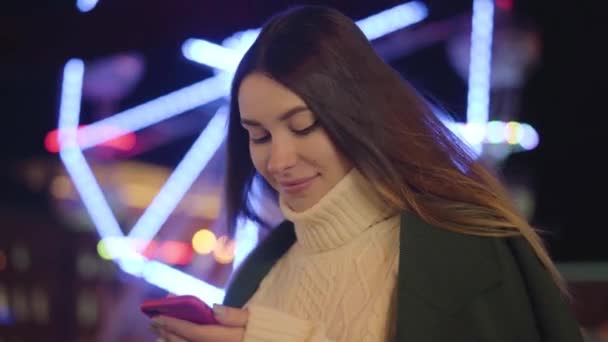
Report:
292,120,320,136
250,134,271,144
249,120,319,144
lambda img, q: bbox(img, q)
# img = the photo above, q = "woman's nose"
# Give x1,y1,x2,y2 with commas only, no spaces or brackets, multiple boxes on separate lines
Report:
267,139,297,174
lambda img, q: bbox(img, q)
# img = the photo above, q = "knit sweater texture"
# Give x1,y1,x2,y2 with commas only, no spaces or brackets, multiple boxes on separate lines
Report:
243,169,401,342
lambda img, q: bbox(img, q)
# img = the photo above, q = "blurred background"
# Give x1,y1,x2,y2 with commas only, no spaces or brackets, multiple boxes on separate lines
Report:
1,0,607,341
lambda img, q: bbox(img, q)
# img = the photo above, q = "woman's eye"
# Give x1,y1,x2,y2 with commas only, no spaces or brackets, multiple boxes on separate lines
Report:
292,120,319,136
250,135,271,144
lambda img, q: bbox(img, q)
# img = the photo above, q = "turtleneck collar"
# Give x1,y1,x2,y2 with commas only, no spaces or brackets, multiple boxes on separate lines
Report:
279,168,395,253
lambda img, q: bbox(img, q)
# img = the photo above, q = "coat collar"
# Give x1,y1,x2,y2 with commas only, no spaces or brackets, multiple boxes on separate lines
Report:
223,212,503,325
223,220,296,308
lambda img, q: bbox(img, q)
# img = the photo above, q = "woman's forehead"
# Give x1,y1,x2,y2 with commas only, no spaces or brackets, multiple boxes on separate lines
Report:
238,73,307,120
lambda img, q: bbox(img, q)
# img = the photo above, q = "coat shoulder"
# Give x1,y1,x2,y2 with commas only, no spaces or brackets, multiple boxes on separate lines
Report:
397,212,584,342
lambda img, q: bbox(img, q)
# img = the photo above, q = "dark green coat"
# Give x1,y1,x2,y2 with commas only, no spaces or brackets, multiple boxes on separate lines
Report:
224,213,584,341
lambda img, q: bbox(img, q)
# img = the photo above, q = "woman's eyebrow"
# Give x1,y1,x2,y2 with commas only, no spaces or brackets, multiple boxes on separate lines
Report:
240,106,309,126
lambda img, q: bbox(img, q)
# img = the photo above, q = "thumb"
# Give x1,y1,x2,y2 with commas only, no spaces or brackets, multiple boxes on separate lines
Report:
213,304,249,327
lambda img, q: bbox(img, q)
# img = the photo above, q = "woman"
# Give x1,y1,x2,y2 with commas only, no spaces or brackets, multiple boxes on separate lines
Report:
151,5,584,342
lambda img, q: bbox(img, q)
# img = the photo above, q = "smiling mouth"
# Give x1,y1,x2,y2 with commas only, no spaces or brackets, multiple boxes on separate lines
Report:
279,175,319,194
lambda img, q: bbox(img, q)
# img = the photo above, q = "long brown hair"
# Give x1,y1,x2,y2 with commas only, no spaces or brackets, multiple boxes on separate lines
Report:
225,5,568,294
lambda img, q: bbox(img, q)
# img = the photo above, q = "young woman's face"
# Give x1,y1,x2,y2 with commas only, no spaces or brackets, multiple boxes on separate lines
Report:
238,73,352,212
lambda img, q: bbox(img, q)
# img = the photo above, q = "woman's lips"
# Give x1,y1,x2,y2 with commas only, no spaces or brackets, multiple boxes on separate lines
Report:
279,175,319,194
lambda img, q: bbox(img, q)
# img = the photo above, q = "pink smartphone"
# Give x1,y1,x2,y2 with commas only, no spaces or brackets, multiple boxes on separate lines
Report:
140,295,218,325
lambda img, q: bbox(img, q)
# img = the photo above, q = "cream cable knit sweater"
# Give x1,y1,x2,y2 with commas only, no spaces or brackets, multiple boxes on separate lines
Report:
243,169,401,342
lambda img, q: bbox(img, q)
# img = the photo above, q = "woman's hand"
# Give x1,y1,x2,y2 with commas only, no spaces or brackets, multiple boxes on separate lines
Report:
151,305,249,342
